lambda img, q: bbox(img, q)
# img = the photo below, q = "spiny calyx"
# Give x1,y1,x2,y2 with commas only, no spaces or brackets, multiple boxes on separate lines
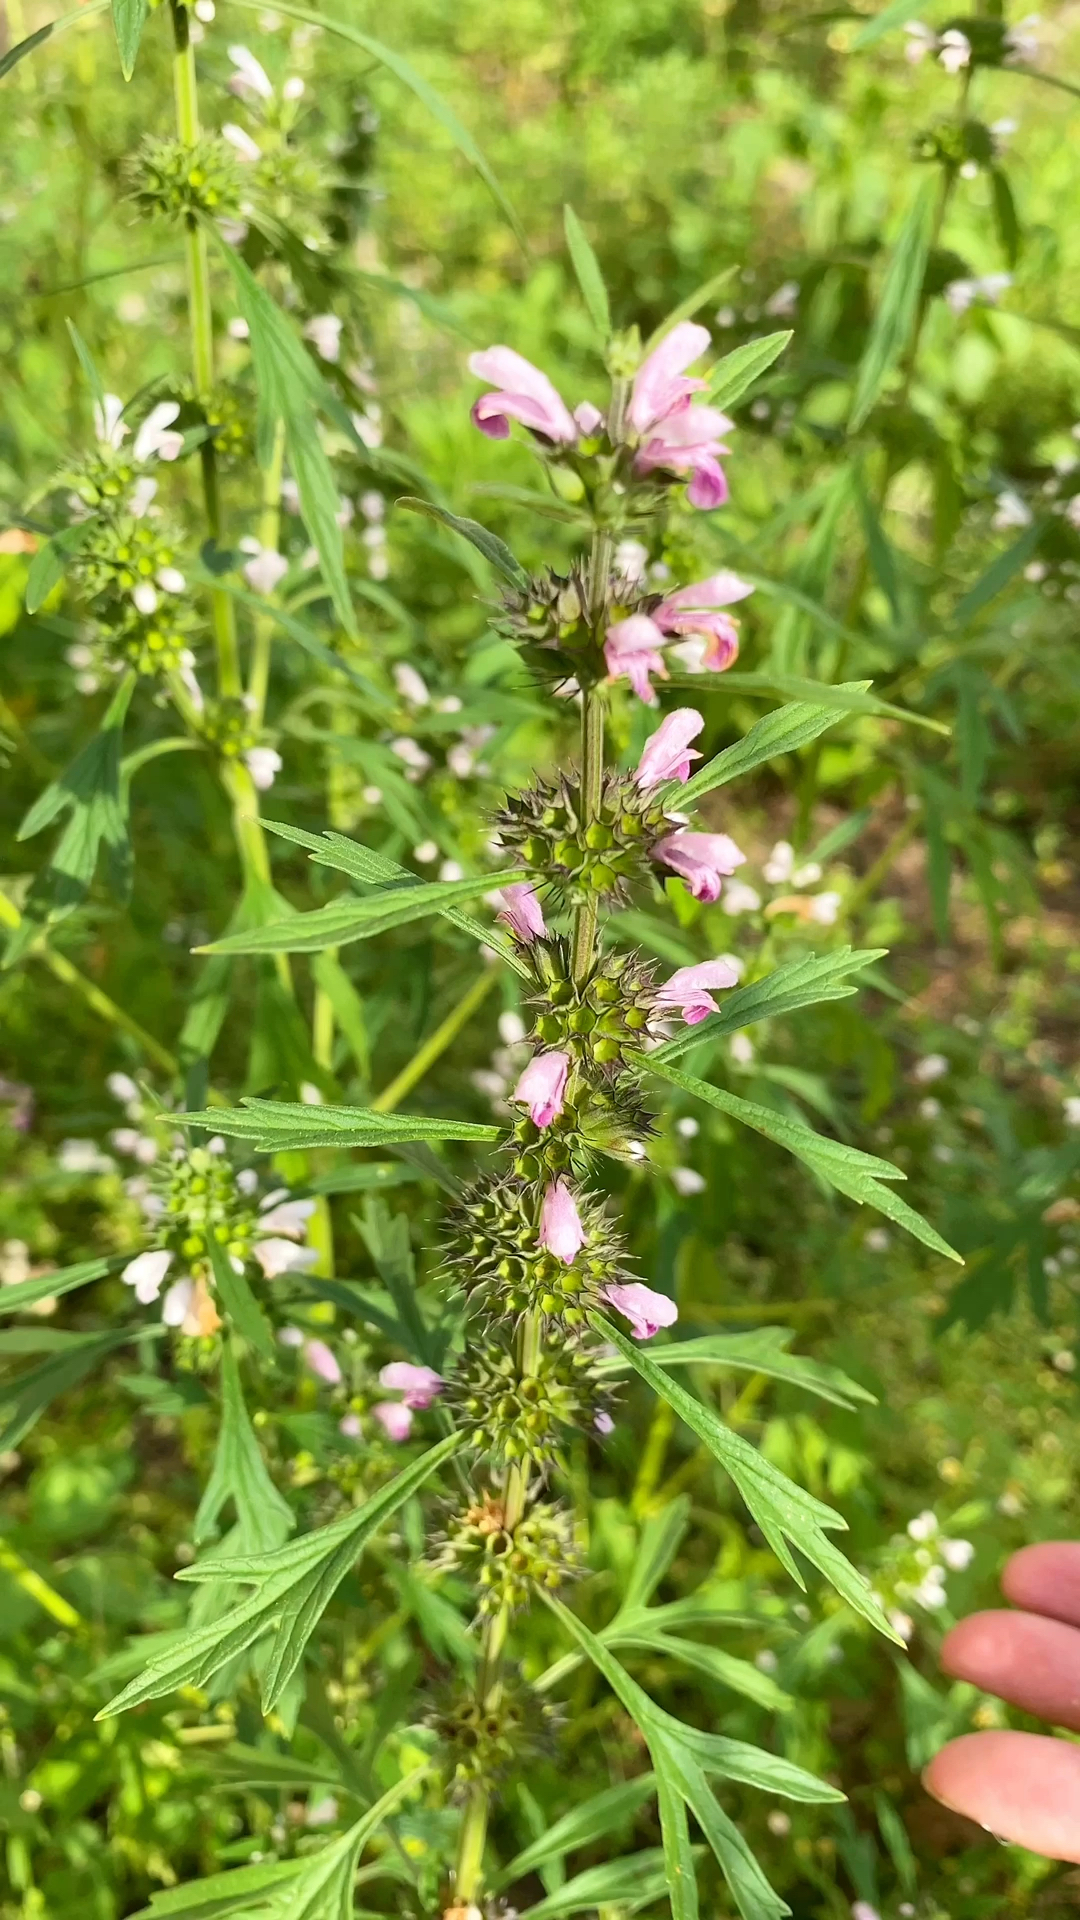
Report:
528,934,657,1068
430,1491,579,1618
497,769,673,903
445,1174,631,1325
452,1337,607,1466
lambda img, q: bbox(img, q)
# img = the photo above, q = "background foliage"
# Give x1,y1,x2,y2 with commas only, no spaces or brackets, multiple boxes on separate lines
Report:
1,0,1080,1914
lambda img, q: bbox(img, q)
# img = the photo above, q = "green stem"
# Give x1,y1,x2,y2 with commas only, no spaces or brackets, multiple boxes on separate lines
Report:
370,967,498,1114
455,1784,490,1906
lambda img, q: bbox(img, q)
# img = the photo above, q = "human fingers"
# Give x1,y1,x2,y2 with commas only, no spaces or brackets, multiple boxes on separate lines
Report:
1002,1542,1080,1627
924,1730,1080,1862
940,1608,1080,1731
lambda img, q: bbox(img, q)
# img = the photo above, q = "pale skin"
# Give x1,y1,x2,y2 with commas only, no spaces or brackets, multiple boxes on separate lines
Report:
925,1543,1080,1861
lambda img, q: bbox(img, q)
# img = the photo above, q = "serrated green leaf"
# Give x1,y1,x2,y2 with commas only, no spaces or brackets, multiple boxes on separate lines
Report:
174,1097,501,1153
710,670,948,735
590,1316,900,1638
708,331,792,409
615,1327,875,1411
0,1255,118,1318
670,690,865,807
193,1348,294,1551
650,947,886,1064
98,1433,462,1717
397,497,527,588
197,867,522,956
128,1856,305,1919
495,1775,657,1890
639,1054,962,1263
656,1733,789,1920
205,1238,276,1360
111,0,147,77
563,204,611,338
197,1742,354,1796
612,1628,793,1710
520,1850,673,1920
850,178,936,431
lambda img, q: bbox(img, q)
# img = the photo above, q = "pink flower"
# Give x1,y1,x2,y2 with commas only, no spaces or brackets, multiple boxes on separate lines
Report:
655,958,741,1026
574,400,604,435
539,1180,586,1264
594,1410,615,1435
635,709,704,791
497,881,547,943
604,614,669,704
339,1412,362,1439
373,1400,413,1441
304,1338,342,1385
603,1281,678,1339
653,572,752,673
513,1050,570,1128
628,324,734,509
378,1361,444,1410
468,347,578,445
653,830,746,904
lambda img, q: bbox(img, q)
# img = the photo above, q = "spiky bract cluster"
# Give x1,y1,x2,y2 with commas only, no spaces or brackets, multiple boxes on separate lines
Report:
111,604,194,677
198,384,254,467
429,1673,559,1793
430,1491,579,1618
150,1146,259,1276
127,135,241,223
76,519,180,607
497,770,672,904
453,1338,607,1467
60,449,138,513
510,1071,654,1180
496,564,597,686
201,695,261,760
445,1174,630,1326
529,935,656,1069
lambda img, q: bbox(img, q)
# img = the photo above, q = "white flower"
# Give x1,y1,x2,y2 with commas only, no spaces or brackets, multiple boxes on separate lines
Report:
299,1082,324,1105
219,219,250,247
672,1167,706,1196
941,1538,974,1570
1064,1097,1080,1127
391,737,432,775
130,475,158,518
133,401,184,464
914,1052,948,1084
258,1196,315,1239
807,890,841,924
439,859,464,882
107,1071,139,1103
94,393,128,449
919,1096,941,1119
912,1569,948,1608
903,19,936,60
614,539,649,586
122,1248,173,1304
236,1168,259,1195
1066,497,1080,530
252,1237,319,1279
110,1128,158,1164
730,1033,755,1066
228,43,273,97
59,1138,113,1174
228,316,250,341
132,582,158,615
1004,13,1039,62
765,281,799,317
304,314,343,363
413,840,439,864
992,488,1032,531
244,746,282,790
888,1607,914,1641
360,491,385,522
162,1276,195,1326
763,840,794,884
282,74,305,100
945,273,1012,316
938,26,971,68
498,1011,527,1046
766,1811,791,1837
242,546,288,595
865,1227,890,1252
907,1509,938,1541
676,1116,699,1139
722,881,762,916
194,0,215,18
852,1904,882,1920
393,663,428,707
222,121,262,162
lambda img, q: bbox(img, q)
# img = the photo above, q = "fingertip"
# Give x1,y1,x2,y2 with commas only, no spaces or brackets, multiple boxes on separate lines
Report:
1002,1542,1080,1625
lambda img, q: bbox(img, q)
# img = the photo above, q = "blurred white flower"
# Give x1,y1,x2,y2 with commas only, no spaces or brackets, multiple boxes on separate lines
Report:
304,313,343,363
1004,13,1039,62
938,26,970,68
721,881,762,915
941,1537,975,1569
132,582,158,615
282,74,305,100
413,839,438,864
865,1228,890,1252
1063,1096,1080,1126
59,1138,113,1174
391,737,432,775
676,1115,699,1138
228,43,273,97
122,1248,173,1304
913,1053,948,1083
730,1033,755,1066
767,1810,791,1836
944,273,1011,315
763,840,794,883
808,890,841,924
244,746,282,790
439,859,464,882
242,545,288,594
393,663,429,707
94,393,127,448
107,1071,139,1103
672,1167,706,1196
498,1011,527,1046
765,281,799,317
907,1509,938,1541
222,122,262,162
993,489,1033,531
253,1237,318,1279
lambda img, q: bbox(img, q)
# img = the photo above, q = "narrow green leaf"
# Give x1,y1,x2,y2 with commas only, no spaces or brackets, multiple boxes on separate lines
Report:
25,519,94,615
397,497,527,587
496,1776,657,1890
708,331,792,409
0,1255,117,1318
0,0,108,79
951,517,1044,627
65,319,107,413
620,1327,876,1411
665,1724,845,1803
197,1742,353,1795
563,204,611,338
521,1852,673,1920
128,1857,304,1918
197,866,522,956
618,1497,692,1614
110,0,147,76
175,1097,501,1153
851,0,926,48
205,1237,276,1360
223,0,525,246
271,1769,427,1919
99,1433,462,1716
672,691,865,807
657,1734,789,1920
650,948,886,1064
613,1628,793,1710
640,1054,962,1263
850,178,936,431
193,1348,294,1550
591,1316,901,1638
655,1746,700,1920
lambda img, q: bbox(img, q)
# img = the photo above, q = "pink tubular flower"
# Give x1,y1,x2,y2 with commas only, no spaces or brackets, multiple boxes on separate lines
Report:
604,614,669,704
373,1400,413,1442
539,1180,586,1264
629,323,733,509
497,881,547,943
653,830,746,904
635,709,704,791
653,572,753,673
468,347,578,445
378,1361,444,1410
655,958,741,1026
603,1281,678,1340
304,1339,342,1385
513,1050,570,1128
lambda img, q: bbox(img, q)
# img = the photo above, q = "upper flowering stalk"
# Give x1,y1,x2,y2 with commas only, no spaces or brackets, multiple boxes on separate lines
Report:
628,323,734,509
606,571,752,702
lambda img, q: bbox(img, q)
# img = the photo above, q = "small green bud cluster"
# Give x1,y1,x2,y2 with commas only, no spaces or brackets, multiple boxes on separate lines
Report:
529,936,656,1069
61,449,137,513
198,383,254,468
127,135,242,223
497,769,672,904
445,1174,630,1325
430,1675,559,1791
452,1340,608,1467
149,1145,259,1277
913,117,997,171
200,695,263,760
430,1490,579,1619
77,518,181,605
